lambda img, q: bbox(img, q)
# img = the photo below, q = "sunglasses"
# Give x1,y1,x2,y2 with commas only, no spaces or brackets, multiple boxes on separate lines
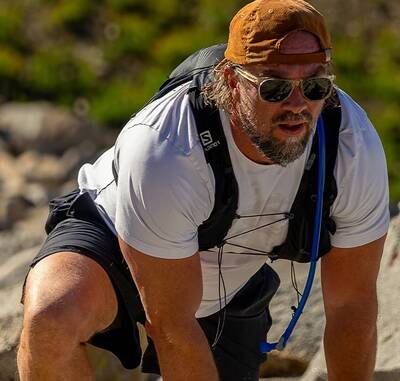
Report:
234,66,335,103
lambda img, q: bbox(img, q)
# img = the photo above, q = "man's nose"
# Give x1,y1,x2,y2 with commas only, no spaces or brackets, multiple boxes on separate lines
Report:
281,85,308,114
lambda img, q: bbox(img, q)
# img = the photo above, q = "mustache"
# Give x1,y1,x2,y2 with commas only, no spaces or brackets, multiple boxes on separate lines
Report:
272,111,313,125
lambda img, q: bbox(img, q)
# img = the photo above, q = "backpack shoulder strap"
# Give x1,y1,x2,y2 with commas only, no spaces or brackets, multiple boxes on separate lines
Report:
188,88,239,251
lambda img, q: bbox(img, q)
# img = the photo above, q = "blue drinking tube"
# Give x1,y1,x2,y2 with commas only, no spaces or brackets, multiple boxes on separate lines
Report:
260,115,326,353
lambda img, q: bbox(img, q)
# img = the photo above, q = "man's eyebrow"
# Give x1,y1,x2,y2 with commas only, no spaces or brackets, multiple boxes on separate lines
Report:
258,69,282,76
311,65,328,76
258,64,328,78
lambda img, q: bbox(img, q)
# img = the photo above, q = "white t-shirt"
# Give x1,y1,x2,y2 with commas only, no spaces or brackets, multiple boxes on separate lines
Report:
78,83,389,318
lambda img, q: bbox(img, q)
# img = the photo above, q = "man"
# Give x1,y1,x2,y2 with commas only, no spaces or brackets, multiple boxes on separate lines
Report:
18,0,389,380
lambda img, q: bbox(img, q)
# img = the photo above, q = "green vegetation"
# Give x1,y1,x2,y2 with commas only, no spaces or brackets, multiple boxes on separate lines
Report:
0,0,399,201
333,26,400,202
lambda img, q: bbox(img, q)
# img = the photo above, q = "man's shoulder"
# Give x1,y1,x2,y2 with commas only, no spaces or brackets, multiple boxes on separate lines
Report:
337,88,376,135
134,82,193,127
330,89,389,248
335,88,384,156
116,82,204,158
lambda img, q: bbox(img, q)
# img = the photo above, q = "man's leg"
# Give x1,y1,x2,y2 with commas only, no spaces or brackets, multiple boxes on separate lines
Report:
17,251,118,381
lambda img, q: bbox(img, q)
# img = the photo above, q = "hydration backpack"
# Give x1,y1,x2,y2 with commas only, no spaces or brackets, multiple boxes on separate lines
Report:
113,43,341,263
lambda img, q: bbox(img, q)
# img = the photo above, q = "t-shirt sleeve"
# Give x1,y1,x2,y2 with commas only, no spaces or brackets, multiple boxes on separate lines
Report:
114,127,213,259
330,94,390,248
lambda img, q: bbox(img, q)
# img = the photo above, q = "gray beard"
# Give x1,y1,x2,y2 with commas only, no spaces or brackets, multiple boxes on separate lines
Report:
239,110,314,167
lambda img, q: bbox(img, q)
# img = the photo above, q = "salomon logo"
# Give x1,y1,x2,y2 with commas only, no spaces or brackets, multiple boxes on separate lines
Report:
200,130,220,151
200,131,213,146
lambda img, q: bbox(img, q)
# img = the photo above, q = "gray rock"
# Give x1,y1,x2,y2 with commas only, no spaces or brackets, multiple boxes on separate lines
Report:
0,102,102,156
20,183,49,207
0,195,32,231
0,207,47,266
16,151,68,186
61,140,100,179
0,247,34,381
375,217,400,378
0,151,25,196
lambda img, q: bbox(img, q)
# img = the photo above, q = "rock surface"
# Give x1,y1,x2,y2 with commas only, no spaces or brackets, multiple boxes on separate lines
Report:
0,102,103,155
0,102,110,229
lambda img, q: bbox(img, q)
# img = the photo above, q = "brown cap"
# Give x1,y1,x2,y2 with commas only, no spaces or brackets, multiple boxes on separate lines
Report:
225,0,332,65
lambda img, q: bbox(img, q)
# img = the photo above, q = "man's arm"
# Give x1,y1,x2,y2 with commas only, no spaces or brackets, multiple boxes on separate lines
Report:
321,235,386,381
118,237,219,381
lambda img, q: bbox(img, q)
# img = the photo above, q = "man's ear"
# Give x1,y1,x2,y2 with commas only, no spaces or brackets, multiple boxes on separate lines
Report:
224,65,240,102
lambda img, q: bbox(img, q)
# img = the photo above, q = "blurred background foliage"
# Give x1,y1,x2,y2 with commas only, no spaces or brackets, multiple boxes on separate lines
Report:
0,0,399,200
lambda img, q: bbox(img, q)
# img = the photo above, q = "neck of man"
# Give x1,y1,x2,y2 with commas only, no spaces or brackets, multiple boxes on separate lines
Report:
229,117,275,165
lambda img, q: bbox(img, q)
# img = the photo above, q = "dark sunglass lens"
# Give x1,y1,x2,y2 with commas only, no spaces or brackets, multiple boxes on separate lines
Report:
302,78,333,100
259,79,292,102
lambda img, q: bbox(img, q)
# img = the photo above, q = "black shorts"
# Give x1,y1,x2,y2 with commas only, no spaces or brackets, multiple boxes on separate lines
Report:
26,190,281,381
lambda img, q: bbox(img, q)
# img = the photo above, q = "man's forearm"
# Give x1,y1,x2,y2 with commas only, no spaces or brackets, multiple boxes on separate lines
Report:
324,308,377,381
148,320,219,381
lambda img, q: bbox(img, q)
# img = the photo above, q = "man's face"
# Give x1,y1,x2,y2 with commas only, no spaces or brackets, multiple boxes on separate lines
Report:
227,31,330,166
234,62,328,166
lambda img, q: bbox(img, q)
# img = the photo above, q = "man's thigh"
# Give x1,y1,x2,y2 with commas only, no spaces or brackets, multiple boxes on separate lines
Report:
23,251,118,342
22,213,145,369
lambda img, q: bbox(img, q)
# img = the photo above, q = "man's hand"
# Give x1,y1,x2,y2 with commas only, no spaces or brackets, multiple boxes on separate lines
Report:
118,237,219,381
321,235,386,381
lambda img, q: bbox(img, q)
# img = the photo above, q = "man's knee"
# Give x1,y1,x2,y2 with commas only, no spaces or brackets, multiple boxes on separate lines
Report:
21,252,118,348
